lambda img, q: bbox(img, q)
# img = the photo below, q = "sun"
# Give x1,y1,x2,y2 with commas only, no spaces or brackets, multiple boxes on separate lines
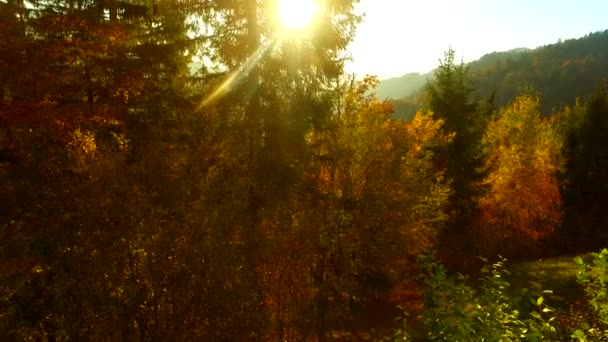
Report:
277,0,319,31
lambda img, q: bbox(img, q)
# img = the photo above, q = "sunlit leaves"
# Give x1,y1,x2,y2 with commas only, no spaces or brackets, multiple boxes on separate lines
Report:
478,95,563,246
251,76,454,338
314,76,452,257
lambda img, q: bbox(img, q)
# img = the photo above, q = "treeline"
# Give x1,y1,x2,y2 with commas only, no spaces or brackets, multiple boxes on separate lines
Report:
431,51,608,264
471,30,608,114
1,1,608,340
386,30,608,120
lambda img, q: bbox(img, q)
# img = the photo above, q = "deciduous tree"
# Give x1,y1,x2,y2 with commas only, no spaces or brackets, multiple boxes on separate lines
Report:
477,94,563,254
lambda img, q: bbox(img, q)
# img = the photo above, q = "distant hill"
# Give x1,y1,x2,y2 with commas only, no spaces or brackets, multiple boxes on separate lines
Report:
375,72,430,100
378,30,608,119
471,31,608,113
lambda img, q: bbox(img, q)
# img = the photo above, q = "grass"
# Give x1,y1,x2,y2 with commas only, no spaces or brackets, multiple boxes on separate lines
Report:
509,254,587,302
509,253,608,340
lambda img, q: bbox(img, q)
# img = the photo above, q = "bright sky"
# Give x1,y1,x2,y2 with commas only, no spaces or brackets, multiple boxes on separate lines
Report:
345,0,608,79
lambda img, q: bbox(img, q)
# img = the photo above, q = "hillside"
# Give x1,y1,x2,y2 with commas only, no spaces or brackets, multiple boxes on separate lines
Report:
375,48,531,102
374,72,430,100
379,30,608,119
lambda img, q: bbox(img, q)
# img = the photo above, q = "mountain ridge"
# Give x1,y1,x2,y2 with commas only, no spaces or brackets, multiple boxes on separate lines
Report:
377,31,608,120
375,47,532,100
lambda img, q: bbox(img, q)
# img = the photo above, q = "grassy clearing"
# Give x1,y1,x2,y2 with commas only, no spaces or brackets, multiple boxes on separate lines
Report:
509,253,608,340
509,254,587,302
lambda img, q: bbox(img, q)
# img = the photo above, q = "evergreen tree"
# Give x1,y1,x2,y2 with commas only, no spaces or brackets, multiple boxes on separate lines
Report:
561,81,608,246
424,49,486,254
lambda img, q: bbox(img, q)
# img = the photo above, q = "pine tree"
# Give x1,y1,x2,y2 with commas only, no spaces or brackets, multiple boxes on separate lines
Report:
424,49,486,256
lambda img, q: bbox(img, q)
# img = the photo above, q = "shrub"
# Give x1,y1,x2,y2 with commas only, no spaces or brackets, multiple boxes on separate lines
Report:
395,254,559,341
573,249,608,340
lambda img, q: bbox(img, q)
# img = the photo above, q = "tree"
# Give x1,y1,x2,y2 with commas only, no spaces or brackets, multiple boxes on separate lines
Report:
424,49,486,261
252,76,452,340
187,2,362,339
470,30,608,114
560,81,608,246
0,0,467,339
477,94,563,254
0,0,211,338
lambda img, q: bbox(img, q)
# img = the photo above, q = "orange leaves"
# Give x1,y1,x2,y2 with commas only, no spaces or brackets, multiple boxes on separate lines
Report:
252,77,455,337
311,77,452,256
478,95,564,244
405,111,454,158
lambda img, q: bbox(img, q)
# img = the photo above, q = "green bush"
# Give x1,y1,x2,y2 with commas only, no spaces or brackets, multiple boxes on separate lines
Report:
575,249,608,324
573,249,608,340
397,254,559,341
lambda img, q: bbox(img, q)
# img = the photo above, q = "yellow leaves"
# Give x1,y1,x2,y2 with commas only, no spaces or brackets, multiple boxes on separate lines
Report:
343,75,393,127
350,75,380,98
406,111,454,154
510,94,541,117
69,128,97,156
68,128,98,172
479,94,564,242
305,78,452,261
111,132,129,152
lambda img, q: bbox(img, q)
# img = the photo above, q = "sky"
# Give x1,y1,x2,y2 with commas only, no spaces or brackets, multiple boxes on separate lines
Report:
344,0,608,79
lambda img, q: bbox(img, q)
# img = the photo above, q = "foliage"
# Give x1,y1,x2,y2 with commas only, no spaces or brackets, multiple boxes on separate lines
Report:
575,249,608,325
1,0,606,338
571,249,608,341
256,76,453,339
471,30,608,114
418,253,478,340
477,94,564,254
560,83,608,245
0,10,455,336
391,306,412,341
413,254,559,341
425,49,482,185
424,49,487,259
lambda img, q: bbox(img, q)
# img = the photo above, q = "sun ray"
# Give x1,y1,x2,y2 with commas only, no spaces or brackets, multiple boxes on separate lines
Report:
199,38,280,108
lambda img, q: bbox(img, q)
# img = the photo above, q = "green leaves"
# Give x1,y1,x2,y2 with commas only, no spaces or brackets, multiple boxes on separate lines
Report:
536,296,544,306
411,255,560,341
575,249,608,325
571,329,586,340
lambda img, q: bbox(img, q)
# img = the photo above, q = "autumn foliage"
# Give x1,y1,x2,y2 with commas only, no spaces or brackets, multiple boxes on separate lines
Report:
477,95,564,250
2,0,607,339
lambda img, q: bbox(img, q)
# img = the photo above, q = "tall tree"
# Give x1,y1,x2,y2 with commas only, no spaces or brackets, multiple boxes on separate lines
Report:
188,2,362,338
424,49,486,258
477,94,564,255
255,76,452,339
561,81,608,247
0,0,205,338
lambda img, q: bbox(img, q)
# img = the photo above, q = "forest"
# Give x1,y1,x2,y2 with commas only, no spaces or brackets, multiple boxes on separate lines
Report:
1,0,608,340
386,30,608,121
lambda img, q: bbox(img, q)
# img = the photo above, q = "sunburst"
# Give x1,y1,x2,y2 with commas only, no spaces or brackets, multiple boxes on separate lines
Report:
277,0,319,31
